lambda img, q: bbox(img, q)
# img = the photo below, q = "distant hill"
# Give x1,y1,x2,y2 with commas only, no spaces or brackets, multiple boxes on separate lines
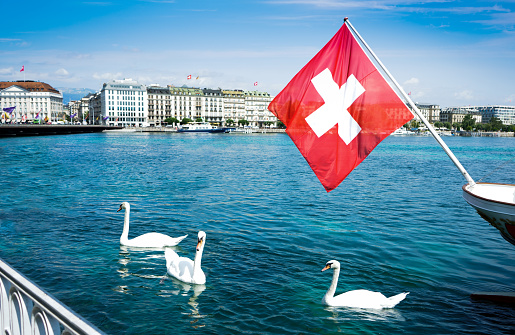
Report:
57,87,97,104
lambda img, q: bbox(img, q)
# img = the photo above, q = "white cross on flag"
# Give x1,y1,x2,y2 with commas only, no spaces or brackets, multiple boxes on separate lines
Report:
269,22,413,192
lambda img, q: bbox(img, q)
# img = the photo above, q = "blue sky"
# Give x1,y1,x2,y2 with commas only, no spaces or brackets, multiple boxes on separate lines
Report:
1,0,514,107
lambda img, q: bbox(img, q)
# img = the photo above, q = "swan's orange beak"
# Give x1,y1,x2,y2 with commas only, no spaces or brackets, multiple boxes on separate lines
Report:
321,264,331,272
117,205,123,212
196,238,203,251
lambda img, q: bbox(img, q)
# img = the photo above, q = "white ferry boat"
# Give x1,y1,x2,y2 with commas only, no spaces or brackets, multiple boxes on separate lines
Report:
391,128,416,136
177,122,225,133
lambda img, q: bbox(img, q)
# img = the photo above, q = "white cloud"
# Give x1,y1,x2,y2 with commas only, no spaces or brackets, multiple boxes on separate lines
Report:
404,77,419,85
55,68,70,76
92,72,124,80
454,90,474,101
0,67,13,75
505,94,515,104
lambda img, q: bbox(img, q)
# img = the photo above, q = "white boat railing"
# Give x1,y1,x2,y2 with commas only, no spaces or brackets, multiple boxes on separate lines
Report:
0,257,104,335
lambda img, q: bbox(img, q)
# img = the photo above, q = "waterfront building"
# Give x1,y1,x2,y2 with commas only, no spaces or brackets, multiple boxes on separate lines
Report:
440,107,482,124
88,92,102,125
244,90,277,128
168,85,203,122
414,103,440,124
101,78,148,127
67,100,80,122
78,80,281,128
203,88,224,125
471,105,515,125
147,85,171,127
0,80,63,123
67,97,91,124
222,89,245,123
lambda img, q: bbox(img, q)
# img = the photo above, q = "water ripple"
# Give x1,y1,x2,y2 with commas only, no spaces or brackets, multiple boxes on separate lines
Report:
0,134,514,334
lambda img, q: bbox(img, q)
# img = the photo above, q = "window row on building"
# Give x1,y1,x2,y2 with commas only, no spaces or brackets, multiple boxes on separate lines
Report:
68,79,278,128
0,81,63,123
3,79,514,128
412,103,515,126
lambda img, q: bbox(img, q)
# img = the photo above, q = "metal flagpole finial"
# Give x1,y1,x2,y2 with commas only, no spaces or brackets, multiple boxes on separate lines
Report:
344,17,349,22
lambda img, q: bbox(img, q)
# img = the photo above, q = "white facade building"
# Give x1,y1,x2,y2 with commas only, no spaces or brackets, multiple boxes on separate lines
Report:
0,81,63,123
244,91,276,128
147,85,171,127
222,89,245,123
415,103,440,124
101,78,148,127
472,105,515,125
203,88,224,125
440,107,482,124
168,85,204,122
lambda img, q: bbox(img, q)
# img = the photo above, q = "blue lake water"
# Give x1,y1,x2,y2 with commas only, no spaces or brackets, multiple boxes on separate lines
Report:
0,132,514,334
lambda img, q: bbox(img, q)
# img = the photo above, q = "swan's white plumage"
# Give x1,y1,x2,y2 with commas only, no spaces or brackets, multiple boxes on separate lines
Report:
321,260,408,309
117,202,187,248
165,231,206,285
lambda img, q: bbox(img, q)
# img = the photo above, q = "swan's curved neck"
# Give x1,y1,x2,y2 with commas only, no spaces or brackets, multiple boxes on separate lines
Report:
193,247,203,275
121,206,130,243
325,267,340,300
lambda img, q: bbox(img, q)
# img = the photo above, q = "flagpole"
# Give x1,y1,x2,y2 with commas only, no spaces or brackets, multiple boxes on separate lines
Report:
344,18,475,186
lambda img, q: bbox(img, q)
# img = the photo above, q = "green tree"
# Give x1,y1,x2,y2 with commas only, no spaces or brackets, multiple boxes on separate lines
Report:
452,122,461,131
489,117,503,131
226,119,235,126
164,117,179,125
277,121,286,129
238,119,249,127
181,118,192,125
443,122,452,130
461,114,475,131
195,117,203,122
408,120,420,129
434,121,443,128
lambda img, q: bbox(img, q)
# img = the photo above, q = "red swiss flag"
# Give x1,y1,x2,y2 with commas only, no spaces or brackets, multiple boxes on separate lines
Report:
269,23,413,192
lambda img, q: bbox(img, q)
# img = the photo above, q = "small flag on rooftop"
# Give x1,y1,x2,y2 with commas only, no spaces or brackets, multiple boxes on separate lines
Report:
254,82,258,86
187,75,192,80
20,66,24,72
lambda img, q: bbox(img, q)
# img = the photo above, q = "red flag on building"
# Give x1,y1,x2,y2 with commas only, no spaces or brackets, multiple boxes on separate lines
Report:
187,75,192,80
254,82,258,86
20,66,24,72
268,23,413,192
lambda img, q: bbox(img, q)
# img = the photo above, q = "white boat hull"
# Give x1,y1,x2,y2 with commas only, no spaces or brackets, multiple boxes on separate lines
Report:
462,183,515,246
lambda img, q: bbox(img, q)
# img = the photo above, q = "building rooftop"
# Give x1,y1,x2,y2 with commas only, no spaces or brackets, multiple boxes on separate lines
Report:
0,80,60,94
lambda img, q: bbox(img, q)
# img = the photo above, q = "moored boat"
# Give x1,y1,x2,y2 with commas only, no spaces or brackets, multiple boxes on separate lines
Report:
177,122,225,133
462,183,515,246
391,128,415,136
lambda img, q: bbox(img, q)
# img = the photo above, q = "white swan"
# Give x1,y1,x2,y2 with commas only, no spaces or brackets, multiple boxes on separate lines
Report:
117,202,187,248
165,231,206,284
321,260,409,309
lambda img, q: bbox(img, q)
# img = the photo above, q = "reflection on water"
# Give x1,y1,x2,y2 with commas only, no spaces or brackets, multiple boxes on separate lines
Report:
161,276,207,329
3,134,515,334
114,245,174,292
324,306,406,322
115,245,207,328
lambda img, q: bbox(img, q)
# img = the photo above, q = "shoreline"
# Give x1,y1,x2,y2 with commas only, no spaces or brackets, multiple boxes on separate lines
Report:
0,124,122,137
